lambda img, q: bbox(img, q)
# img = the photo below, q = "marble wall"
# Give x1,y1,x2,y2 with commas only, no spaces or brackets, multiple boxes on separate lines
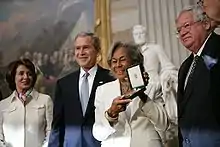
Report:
137,0,197,67
111,0,201,67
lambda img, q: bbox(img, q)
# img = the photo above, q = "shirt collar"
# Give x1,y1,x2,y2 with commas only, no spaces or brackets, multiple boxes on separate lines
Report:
80,64,98,78
10,88,38,103
195,33,212,57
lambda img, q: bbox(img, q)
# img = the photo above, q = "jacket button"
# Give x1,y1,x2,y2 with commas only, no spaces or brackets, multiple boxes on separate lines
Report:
185,138,190,144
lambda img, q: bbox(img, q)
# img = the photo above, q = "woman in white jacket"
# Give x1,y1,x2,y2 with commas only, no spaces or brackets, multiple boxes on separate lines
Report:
0,59,53,147
92,42,169,147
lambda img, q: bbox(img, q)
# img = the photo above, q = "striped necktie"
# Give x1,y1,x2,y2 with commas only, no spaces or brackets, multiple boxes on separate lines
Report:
185,55,199,89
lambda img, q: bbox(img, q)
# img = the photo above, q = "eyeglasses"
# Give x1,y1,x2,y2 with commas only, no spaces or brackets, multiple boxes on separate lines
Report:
176,21,200,37
197,0,204,7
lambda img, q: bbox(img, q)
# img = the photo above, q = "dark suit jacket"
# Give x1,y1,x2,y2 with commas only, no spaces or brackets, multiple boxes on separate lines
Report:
177,32,220,147
48,65,115,147
0,91,2,101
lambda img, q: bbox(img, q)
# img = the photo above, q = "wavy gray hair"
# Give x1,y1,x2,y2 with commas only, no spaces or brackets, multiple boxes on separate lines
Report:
176,5,208,23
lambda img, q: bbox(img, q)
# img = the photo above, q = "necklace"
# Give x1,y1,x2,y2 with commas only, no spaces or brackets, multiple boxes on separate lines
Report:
120,80,131,95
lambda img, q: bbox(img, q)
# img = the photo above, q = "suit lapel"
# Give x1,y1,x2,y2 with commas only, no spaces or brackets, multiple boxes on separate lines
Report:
129,96,141,122
179,55,193,92
70,70,84,117
184,56,203,102
180,55,206,116
84,66,104,118
110,80,130,122
201,32,219,59
178,54,193,116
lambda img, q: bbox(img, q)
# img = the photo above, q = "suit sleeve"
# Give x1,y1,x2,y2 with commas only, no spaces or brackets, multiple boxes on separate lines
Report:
140,85,169,132
42,95,53,147
48,81,65,147
92,86,116,141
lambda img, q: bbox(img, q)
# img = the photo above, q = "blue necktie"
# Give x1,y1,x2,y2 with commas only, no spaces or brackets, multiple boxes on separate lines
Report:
80,73,90,115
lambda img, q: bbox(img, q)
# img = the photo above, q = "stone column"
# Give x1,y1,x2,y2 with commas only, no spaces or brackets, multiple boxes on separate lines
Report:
138,0,194,67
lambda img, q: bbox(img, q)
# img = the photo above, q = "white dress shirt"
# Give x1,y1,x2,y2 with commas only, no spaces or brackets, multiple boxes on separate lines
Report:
79,65,98,97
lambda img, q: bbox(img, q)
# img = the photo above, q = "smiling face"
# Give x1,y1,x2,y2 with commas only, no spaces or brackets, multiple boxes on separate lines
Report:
110,47,131,81
176,11,209,53
74,36,98,71
15,65,33,93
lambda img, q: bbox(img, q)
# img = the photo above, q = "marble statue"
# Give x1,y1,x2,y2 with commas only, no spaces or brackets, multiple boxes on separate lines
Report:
132,24,178,145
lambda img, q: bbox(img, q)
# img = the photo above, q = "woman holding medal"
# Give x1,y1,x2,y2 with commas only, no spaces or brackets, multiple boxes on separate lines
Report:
0,59,53,147
92,42,169,147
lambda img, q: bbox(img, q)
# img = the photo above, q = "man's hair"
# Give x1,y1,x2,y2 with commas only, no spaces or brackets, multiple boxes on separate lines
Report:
74,32,101,52
176,5,208,23
107,41,144,67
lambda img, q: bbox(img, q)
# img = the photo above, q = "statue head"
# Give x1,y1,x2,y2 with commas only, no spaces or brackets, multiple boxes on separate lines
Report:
132,25,147,46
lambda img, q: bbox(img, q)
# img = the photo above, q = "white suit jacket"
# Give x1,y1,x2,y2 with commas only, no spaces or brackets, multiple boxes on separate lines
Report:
92,80,168,147
0,89,53,147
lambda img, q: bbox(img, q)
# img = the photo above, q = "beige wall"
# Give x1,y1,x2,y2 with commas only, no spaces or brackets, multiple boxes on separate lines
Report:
111,0,139,42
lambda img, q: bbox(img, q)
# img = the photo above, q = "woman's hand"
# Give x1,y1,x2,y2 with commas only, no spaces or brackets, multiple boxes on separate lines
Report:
107,96,132,118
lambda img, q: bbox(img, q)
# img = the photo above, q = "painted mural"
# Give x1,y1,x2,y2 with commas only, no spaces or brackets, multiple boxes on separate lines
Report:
0,0,94,98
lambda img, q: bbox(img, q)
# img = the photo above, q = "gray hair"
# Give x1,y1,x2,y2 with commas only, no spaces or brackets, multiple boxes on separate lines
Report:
107,41,144,67
74,32,101,52
176,5,208,23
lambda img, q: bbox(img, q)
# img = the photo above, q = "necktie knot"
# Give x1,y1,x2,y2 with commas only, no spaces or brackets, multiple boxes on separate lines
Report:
191,55,199,71
194,55,199,62
84,72,89,78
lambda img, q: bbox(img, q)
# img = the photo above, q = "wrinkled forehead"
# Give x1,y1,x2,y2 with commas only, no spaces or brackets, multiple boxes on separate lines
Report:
176,11,194,26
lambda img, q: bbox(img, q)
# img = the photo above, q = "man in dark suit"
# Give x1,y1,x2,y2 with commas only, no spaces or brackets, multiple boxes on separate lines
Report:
176,6,220,147
48,32,114,147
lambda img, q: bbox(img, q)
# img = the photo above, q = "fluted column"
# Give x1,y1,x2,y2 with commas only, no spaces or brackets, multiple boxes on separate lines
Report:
94,0,112,68
138,0,194,67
